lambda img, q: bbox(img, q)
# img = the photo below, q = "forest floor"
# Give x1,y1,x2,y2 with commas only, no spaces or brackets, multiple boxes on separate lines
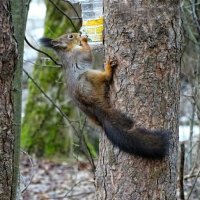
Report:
20,153,200,200
20,154,95,200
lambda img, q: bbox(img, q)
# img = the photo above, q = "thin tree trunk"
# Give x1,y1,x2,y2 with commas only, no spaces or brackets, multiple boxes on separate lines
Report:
10,0,27,199
96,1,180,199
0,1,18,199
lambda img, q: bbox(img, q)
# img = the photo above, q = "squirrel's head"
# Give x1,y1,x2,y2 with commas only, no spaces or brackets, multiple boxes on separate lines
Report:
40,33,92,63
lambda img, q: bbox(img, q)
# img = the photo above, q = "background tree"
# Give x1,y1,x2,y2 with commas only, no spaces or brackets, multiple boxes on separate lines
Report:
0,0,27,199
95,1,180,199
22,0,83,158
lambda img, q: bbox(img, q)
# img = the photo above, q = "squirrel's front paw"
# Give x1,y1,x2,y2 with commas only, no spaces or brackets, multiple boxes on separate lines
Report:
110,59,118,68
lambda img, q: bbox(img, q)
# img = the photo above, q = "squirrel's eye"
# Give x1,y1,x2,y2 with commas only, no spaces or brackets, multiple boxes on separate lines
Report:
68,34,74,39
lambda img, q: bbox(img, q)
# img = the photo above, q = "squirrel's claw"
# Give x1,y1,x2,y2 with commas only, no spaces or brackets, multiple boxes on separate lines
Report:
110,59,118,68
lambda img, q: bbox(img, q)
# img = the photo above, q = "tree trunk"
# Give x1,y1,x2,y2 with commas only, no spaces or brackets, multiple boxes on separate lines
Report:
95,1,180,199
0,1,18,200
10,0,27,199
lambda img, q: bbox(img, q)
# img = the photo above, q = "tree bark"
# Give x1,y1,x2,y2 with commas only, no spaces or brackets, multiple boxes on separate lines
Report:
0,1,18,200
95,1,180,199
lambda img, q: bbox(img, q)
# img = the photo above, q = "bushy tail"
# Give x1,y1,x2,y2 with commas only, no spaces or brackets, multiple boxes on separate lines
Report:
95,108,170,159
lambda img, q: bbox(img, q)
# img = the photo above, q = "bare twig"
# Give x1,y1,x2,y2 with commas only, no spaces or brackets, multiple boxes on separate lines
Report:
20,149,35,193
190,0,200,35
184,172,200,180
186,140,199,158
25,36,62,66
48,0,79,32
23,59,62,69
48,179,94,199
23,68,78,134
187,168,200,200
26,0,32,7
80,117,96,171
181,0,200,44
62,0,82,22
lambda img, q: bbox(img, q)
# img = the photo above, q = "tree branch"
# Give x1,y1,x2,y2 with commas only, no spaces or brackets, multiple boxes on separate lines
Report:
23,69,77,133
25,36,62,66
48,0,80,32
62,0,82,22
20,149,34,193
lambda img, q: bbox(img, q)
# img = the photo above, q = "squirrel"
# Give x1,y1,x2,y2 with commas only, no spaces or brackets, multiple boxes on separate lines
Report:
40,33,170,159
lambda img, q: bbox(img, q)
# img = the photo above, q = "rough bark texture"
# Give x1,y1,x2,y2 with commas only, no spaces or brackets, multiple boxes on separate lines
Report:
0,1,18,200
95,1,180,200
